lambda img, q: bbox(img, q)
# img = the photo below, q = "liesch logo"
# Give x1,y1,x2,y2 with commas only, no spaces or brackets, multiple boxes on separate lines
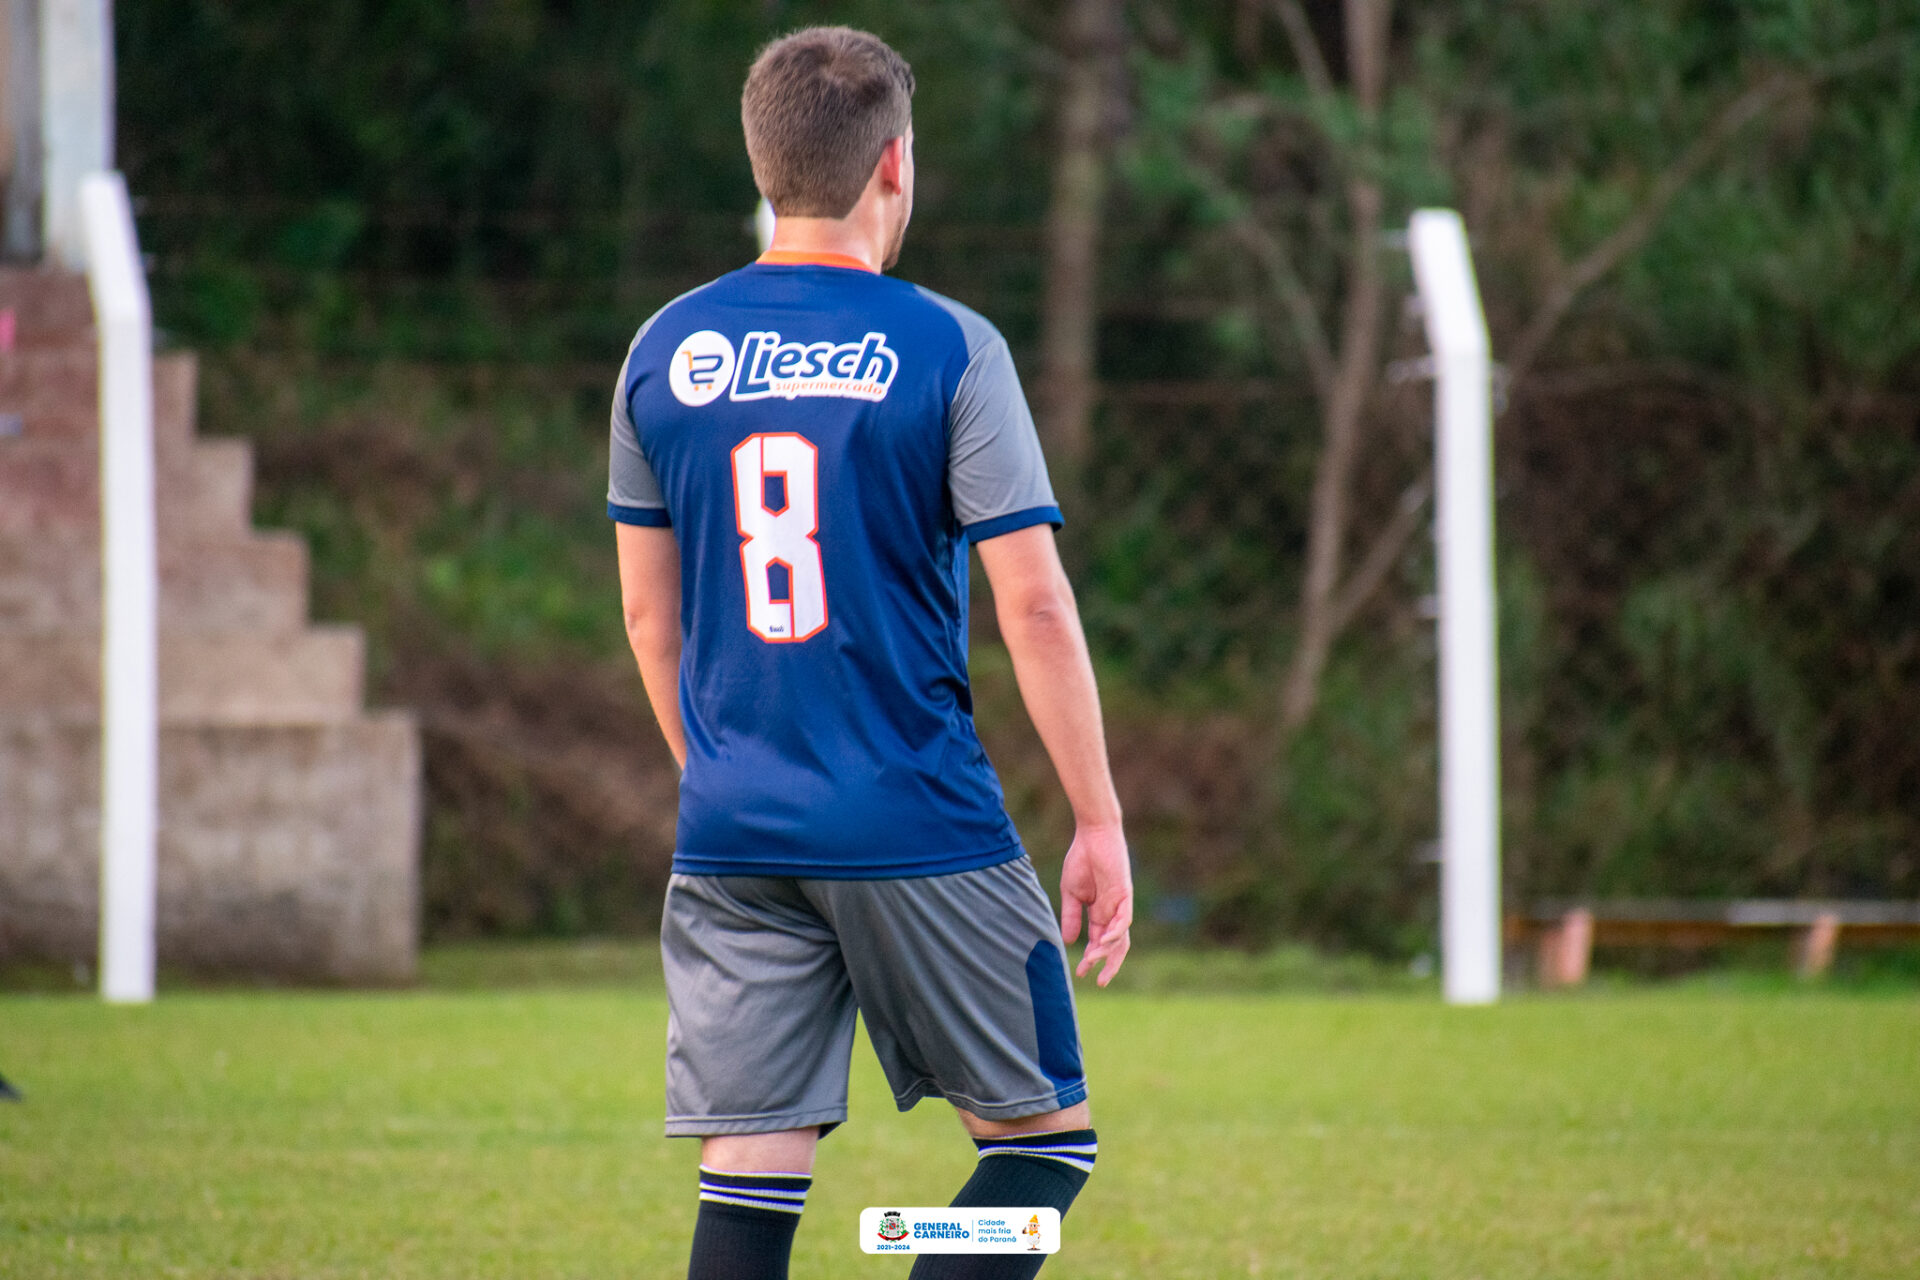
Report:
731,330,899,402
668,330,736,407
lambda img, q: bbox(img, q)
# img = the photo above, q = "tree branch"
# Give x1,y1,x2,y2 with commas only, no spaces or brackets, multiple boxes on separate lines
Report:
1343,0,1391,113
1328,470,1431,637
1268,0,1333,101
1280,175,1388,731
1276,0,1397,734
1503,74,1791,391
1235,0,1264,67
1222,208,1336,397
1037,0,1126,470
1504,36,1908,394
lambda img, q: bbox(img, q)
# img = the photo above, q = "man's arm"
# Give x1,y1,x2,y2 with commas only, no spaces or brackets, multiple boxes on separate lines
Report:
976,523,1133,985
616,523,687,769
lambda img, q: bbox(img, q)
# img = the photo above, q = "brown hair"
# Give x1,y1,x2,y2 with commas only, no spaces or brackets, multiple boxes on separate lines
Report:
742,27,915,219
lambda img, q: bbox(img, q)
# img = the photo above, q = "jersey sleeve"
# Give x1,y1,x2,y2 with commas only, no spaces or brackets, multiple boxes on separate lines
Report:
607,335,671,527
947,332,1061,542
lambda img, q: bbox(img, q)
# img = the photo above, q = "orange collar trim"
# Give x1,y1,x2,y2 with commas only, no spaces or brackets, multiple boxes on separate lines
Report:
756,250,879,273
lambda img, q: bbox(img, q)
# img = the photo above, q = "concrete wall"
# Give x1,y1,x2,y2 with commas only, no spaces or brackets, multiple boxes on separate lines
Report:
0,267,422,983
1,718,419,981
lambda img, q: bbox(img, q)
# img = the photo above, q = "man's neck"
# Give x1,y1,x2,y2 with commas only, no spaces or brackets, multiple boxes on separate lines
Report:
764,214,886,273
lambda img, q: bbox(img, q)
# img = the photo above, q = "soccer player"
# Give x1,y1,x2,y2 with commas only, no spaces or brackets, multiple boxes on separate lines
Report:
610,26,1132,1280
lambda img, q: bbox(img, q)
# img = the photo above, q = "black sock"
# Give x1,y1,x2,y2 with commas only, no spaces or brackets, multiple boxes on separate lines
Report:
909,1128,1097,1280
687,1166,811,1280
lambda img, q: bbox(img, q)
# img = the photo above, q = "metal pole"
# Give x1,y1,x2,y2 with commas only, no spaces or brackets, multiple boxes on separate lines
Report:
754,197,775,254
40,0,111,268
3,0,44,260
1408,208,1501,1006
82,170,156,1004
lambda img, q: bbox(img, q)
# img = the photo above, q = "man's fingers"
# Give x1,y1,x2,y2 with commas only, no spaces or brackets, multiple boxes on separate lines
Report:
1095,936,1130,986
1075,918,1129,980
1073,917,1110,977
1078,928,1130,985
1078,892,1133,984
1074,936,1100,977
1064,848,1133,983
1092,923,1131,985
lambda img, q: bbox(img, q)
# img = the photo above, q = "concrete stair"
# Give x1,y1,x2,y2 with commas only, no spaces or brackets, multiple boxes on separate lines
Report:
0,530,311,634
0,267,419,983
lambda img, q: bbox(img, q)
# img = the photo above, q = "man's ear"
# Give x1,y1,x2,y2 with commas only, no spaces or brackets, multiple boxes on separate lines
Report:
875,135,908,194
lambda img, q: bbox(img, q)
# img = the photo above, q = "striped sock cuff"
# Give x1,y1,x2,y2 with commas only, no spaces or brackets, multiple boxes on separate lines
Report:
697,1167,813,1216
972,1127,1099,1175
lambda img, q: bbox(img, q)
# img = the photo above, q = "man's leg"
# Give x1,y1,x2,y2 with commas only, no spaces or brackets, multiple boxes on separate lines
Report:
908,1102,1097,1280
807,862,1099,1278
688,1127,820,1280
663,874,856,1280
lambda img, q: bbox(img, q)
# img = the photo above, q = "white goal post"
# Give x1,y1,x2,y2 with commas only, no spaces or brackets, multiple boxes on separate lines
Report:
82,170,158,1005
41,0,114,269
1408,209,1502,1006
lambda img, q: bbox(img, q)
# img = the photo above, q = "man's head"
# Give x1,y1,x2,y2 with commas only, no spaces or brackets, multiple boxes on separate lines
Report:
743,27,915,262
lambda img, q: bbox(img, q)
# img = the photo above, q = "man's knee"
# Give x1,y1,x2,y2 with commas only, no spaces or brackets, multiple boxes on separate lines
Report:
699,1126,821,1175
948,1105,1099,1203
953,1100,1091,1141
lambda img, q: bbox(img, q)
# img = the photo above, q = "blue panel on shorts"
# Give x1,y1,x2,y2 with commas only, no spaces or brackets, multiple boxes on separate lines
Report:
1025,940,1084,1098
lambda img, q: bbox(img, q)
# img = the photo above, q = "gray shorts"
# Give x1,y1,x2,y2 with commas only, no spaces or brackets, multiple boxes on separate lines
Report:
660,854,1087,1137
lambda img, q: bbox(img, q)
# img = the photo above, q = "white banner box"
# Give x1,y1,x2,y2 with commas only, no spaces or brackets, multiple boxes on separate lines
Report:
859,1207,1061,1255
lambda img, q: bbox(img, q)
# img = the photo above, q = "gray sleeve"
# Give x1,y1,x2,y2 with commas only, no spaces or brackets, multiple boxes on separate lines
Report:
607,331,670,524
946,329,1060,539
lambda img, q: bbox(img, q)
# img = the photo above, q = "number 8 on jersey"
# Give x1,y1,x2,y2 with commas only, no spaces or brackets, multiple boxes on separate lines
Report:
731,433,828,643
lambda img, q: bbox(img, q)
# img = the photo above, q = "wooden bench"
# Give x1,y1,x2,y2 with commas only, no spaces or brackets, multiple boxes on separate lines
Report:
1504,900,1920,986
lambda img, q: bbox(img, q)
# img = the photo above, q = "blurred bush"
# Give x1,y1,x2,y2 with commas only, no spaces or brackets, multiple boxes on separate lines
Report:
118,1,1920,953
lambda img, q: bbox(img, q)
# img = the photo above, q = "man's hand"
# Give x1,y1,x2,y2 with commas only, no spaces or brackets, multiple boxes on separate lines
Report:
1059,824,1133,986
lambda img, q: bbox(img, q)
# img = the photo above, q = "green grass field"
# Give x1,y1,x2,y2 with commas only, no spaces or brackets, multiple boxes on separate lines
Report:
2,957,1917,1278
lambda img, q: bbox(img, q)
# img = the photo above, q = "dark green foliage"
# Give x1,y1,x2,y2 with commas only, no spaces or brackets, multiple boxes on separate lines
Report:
119,0,1052,358
117,1,1920,950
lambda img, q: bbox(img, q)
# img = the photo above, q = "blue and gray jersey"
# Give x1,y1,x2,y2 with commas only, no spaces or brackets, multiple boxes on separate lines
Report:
608,257,1059,879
